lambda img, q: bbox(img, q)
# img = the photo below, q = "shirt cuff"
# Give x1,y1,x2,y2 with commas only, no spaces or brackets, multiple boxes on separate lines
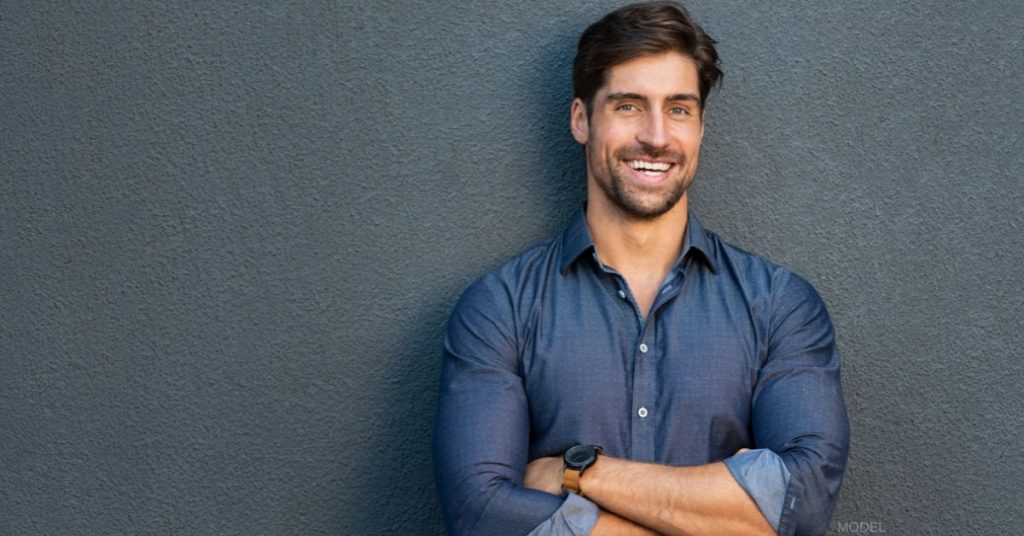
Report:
526,492,600,536
723,448,791,532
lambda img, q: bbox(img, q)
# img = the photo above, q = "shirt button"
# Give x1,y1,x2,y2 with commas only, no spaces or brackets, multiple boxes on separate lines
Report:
617,289,627,299
639,343,649,353
637,407,648,418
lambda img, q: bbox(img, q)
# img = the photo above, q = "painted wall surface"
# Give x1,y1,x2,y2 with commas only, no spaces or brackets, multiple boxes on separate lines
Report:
2,1,1022,534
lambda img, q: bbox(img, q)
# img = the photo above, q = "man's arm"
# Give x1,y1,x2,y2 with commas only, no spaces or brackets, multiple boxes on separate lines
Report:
525,272,849,535
433,276,602,535
748,272,850,534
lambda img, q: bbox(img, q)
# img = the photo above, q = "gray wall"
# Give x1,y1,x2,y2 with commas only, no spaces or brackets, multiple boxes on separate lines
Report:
2,1,1021,534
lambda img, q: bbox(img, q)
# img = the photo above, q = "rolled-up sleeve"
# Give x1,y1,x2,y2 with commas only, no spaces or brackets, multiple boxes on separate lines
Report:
723,448,791,532
433,277,598,535
525,493,600,536
750,272,850,536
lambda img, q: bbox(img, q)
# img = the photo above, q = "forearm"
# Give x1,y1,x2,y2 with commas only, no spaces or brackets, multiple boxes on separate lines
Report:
591,510,660,536
582,455,775,536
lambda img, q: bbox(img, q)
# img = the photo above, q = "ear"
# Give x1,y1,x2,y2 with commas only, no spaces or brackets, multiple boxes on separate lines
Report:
570,98,589,145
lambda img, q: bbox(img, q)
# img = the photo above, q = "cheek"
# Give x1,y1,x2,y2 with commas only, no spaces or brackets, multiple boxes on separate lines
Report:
678,138,704,160
589,117,635,146
671,124,703,145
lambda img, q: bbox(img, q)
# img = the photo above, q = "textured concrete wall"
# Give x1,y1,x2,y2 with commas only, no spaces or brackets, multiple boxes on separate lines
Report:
2,1,1021,534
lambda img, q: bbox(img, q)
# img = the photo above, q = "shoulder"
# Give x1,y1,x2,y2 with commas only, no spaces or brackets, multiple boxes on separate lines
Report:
702,227,830,319
701,228,836,364
449,232,563,327
444,232,566,369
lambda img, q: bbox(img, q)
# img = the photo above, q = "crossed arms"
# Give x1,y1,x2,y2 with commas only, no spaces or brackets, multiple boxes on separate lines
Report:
522,450,776,535
433,273,849,535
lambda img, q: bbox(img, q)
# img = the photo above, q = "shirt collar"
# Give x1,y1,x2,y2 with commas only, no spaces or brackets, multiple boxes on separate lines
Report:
682,211,717,274
558,206,718,274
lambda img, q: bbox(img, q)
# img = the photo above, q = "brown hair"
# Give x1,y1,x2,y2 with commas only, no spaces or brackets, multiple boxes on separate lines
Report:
573,1,723,114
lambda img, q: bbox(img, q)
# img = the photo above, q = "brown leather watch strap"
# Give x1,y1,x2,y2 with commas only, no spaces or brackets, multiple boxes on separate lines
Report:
563,467,583,496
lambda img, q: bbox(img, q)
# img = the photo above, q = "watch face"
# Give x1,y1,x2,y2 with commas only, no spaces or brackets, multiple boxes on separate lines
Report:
565,445,596,467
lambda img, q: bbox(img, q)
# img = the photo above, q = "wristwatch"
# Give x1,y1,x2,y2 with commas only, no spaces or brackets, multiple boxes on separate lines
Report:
562,444,602,496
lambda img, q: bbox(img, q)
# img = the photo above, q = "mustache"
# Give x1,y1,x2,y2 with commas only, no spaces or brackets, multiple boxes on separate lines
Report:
614,145,683,162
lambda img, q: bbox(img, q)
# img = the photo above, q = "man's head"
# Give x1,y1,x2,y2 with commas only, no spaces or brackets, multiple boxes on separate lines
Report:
571,2,722,221
573,1,722,116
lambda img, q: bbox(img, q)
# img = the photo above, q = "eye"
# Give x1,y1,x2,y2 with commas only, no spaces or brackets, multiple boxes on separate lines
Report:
616,103,638,112
669,106,690,116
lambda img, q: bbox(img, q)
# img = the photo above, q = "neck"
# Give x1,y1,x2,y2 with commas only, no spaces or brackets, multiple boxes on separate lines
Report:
585,192,689,278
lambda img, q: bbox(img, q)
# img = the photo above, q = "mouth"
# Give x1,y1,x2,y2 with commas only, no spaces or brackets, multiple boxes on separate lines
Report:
624,159,675,182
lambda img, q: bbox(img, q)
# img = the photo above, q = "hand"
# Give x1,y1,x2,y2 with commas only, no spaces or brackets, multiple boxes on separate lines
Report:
523,456,564,495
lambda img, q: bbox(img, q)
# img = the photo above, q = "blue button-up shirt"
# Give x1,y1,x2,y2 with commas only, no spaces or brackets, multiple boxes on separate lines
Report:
433,209,849,535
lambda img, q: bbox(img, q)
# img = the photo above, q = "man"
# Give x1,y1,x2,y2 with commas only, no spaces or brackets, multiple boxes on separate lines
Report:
433,2,849,535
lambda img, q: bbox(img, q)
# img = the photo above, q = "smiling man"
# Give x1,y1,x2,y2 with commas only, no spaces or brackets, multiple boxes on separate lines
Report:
433,3,849,535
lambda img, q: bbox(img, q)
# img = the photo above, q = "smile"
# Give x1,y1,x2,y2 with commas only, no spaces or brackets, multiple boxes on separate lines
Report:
627,159,673,177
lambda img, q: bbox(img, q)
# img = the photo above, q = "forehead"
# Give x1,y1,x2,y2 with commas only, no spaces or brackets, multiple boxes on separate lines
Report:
600,52,700,97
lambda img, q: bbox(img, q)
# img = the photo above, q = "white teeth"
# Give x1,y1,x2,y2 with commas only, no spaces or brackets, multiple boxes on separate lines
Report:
628,160,671,172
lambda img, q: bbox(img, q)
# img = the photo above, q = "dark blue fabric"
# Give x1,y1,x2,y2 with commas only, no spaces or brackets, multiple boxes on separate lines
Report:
433,209,850,536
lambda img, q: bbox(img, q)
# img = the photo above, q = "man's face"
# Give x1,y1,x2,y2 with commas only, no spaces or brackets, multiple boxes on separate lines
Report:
571,52,705,220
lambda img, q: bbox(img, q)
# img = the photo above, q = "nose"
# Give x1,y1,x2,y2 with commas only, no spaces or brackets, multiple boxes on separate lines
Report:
636,111,669,150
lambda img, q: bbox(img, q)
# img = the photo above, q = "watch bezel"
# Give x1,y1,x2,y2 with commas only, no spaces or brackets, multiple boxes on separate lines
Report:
564,444,602,470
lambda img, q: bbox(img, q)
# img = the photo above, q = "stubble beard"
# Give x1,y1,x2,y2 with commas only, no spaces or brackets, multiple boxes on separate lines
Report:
593,146,695,221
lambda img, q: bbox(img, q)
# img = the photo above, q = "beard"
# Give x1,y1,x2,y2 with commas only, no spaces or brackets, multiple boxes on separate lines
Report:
592,145,694,220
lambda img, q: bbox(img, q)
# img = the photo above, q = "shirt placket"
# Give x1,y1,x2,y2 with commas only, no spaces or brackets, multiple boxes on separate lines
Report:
631,316,657,461
628,270,684,462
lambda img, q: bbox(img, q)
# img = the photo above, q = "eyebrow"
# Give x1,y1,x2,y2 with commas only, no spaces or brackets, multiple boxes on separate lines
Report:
605,92,647,103
605,92,701,104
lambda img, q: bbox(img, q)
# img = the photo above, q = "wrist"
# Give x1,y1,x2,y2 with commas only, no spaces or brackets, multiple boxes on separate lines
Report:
563,444,602,497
